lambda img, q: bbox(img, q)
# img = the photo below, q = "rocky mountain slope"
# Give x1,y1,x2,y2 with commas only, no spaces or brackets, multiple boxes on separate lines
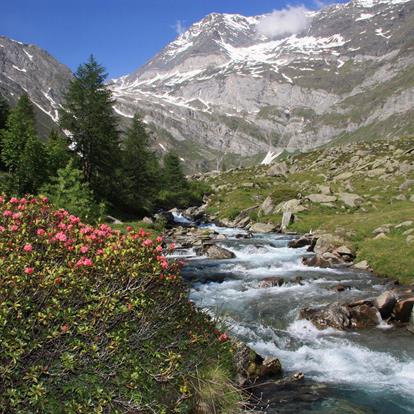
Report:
0,36,73,136
111,0,414,169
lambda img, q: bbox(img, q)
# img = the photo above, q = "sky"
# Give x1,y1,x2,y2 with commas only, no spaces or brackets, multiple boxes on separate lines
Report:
1,0,347,79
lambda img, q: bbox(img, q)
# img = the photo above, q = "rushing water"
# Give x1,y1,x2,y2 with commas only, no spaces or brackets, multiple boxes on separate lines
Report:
179,225,414,413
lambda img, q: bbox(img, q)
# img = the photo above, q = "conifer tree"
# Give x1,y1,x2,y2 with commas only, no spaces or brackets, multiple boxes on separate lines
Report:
46,129,71,178
0,94,9,130
122,114,160,211
0,94,47,194
59,55,120,201
163,151,188,193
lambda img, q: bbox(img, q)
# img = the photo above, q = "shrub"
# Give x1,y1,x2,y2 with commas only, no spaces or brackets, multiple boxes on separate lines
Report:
0,196,236,413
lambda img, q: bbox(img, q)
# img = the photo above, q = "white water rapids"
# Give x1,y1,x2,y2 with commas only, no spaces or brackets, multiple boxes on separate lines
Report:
178,224,414,413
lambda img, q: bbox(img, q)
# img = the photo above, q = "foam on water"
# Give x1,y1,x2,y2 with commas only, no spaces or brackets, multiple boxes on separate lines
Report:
172,212,192,225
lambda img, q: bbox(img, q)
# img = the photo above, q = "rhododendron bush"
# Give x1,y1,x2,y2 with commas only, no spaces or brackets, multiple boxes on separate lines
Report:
0,196,233,413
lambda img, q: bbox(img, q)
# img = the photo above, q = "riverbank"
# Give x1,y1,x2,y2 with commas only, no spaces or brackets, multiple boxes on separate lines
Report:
190,137,414,283
171,217,414,412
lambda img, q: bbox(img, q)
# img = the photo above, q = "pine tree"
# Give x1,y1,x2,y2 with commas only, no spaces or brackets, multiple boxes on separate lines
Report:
0,94,47,194
46,129,71,178
1,94,35,171
122,114,161,211
163,151,188,193
59,55,120,201
41,160,104,223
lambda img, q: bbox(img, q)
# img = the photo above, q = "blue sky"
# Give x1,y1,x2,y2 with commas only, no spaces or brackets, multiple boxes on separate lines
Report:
1,0,346,79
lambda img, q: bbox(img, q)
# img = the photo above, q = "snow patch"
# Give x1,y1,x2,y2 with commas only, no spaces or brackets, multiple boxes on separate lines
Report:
159,143,167,152
112,106,134,118
12,65,26,73
356,13,374,21
23,49,33,61
261,150,282,165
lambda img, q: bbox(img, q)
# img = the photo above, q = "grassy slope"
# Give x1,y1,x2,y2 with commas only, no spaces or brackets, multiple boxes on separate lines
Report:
205,137,414,283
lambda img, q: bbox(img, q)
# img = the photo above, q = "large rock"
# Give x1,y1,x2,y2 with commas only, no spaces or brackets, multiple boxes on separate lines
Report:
204,244,235,260
302,255,331,268
300,302,380,330
306,194,337,203
274,199,305,214
393,298,414,322
250,222,277,233
399,180,414,191
314,234,344,255
281,211,294,231
232,342,281,386
259,196,275,216
338,192,363,208
288,236,314,248
374,291,397,319
353,260,370,270
267,161,289,177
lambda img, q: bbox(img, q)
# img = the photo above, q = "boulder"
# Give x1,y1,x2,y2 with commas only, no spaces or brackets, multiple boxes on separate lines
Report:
314,234,344,255
372,225,391,235
302,255,331,268
259,196,275,216
399,180,414,191
288,236,314,248
258,277,285,288
338,192,363,208
250,222,277,233
204,245,236,260
393,298,414,322
374,291,397,319
407,235,414,244
142,216,153,225
274,199,305,214
306,194,337,203
317,185,332,195
300,302,380,330
349,304,380,329
267,161,289,177
330,284,351,292
232,342,281,386
335,171,353,181
374,233,388,240
281,211,294,231
299,303,352,330
334,245,354,257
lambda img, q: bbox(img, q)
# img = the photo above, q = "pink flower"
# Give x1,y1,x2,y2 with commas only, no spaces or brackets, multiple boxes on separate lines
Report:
161,260,168,269
69,215,80,224
96,248,103,255
55,232,67,242
168,243,175,251
37,228,46,236
12,212,21,220
10,197,19,204
0,196,4,203
10,225,19,232
24,267,34,275
19,197,27,205
80,246,89,254
0,226,5,232
23,244,33,252
126,226,133,232
155,245,163,253
42,197,49,203
76,257,93,267
3,210,12,217
218,333,229,342
143,239,153,247
156,236,163,243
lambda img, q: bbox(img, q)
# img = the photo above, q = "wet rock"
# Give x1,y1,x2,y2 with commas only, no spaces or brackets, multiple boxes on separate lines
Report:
300,302,380,330
154,211,175,227
299,303,352,330
288,236,314,248
258,277,285,288
374,291,397,319
330,284,352,292
349,304,380,329
250,222,277,233
203,244,235,260
393,297,414,322
232,341,281,386
302,255,331,268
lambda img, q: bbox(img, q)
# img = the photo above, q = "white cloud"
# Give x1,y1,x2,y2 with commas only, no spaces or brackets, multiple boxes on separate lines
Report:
174,20,186,36
256,6,311,38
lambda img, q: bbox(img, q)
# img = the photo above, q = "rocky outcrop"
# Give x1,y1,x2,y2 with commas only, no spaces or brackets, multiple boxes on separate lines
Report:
250,222,278,233
300,302,380,330
232,341,282,386
203,244,236,260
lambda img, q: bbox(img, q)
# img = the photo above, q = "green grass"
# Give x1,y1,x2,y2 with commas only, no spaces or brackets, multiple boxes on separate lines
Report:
204,136,414,283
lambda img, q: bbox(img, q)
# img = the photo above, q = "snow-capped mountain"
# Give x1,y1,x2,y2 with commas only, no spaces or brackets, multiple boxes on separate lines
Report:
111,0,414,169
0,36,73,136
